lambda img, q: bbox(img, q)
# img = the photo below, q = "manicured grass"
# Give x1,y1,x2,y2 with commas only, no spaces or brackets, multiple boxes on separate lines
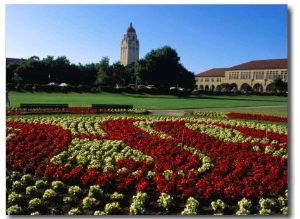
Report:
8,91,288,116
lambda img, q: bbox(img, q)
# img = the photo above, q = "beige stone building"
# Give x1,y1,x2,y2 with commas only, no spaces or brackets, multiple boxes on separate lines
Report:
120,22,140,66
195,58,288,92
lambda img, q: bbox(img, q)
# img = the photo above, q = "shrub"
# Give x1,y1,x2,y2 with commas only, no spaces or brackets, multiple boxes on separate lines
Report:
23,83,33,91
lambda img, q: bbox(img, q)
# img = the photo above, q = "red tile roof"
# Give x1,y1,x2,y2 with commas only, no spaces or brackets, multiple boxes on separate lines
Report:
195,68,226,77
227,58,288,70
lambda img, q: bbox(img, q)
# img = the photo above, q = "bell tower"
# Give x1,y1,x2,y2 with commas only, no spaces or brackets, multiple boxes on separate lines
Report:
120,22,139,66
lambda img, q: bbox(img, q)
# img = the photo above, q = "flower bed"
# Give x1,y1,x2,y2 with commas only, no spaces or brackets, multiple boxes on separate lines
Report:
6,114,288,215
192,111,288,123
6,107,149,116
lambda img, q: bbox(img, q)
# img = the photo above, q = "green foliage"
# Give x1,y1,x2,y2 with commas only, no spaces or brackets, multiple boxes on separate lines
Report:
281,206,288,215
30,211,40,215
35,179,48,189
28,198,42,209
211,199,225,213
12,181,23,191
259,208,271,215
63,196,72,204
51,180,65,191
94,210,107,215
68,185,82,196
143,46,194,89
104,202,120,214
10,171,21,180
110,192,125,201
25,186,37,196
270,76,288,92
129,192,148,215
181,197,199,215
7,46,195,91
20,174,32,184
42,189,57,199
82,197,97,210
7,204,22,215
258,198,276,215
68,207,81,215
8,192,23,204
259,198,275,209
237,198,252,209
157,193,174,210
146,170,155,179
236,198,252,215
236,208,250,215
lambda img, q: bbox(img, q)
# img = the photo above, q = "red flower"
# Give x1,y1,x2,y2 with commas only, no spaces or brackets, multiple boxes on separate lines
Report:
136,178,150,192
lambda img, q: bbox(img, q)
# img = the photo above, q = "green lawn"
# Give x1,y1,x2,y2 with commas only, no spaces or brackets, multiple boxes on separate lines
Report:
8,91,288,117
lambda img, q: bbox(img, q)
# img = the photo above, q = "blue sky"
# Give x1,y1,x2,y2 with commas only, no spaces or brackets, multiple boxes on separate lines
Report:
5,4,288,74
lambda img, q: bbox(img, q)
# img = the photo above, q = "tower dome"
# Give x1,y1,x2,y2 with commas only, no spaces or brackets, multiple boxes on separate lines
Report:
126,22,136,33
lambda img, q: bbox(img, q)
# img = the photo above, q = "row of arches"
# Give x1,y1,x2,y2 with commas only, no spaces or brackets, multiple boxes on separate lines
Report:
195,83,276,92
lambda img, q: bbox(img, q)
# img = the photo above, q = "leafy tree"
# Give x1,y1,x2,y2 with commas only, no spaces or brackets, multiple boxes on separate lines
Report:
95,56,113,87
78,63,98,86
270,76,287,92
10,72,23,90
14,56,45,85
143,46,194,89
134,59,148,86
111,61,127,85
52,56,71,83
41,56,56,83
6,62,20,84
